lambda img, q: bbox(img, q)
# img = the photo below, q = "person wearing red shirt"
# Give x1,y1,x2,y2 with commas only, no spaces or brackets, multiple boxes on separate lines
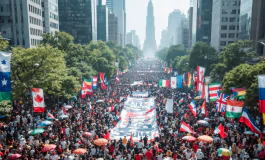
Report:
192,143,199,153
145,149,153,160
109,144,115,155
259,149,265,159
135,153,141,160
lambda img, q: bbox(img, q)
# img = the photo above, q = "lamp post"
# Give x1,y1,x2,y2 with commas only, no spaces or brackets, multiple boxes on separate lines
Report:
204,56,207,75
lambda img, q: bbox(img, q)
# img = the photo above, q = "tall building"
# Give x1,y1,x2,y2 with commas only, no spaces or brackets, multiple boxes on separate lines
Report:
42,0,59,35
239,0,265,56
0,0,58,48
211,0,241,52
192,0,213,47
143,0,157,55
178,18,189,49
58,0,97,44
108,13,119,44
159,29,169,49
126,30,140,49
188,0,194,49
112,0,126,47
167,10,186,46
106,0,113,12
97,0,108,41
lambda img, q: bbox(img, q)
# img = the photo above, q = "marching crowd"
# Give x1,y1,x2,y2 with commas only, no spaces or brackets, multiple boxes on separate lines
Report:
0,58,264,160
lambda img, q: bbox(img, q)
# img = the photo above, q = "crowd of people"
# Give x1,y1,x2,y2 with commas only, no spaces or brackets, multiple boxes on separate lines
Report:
0,58,264,160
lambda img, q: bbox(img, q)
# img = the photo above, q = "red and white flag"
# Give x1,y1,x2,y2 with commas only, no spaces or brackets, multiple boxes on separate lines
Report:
214,123,227,139
116,76,120,82
99,72,106,90
200,100,208,117
108,104,114,112
130,133,134,147
180,121,194,133
32,88,45,113
81,87,87,98
62,106,67,114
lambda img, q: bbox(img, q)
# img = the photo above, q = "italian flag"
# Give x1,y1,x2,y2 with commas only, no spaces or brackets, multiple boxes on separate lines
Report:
226,99,244,118
159,79,170,87
209,83,221,101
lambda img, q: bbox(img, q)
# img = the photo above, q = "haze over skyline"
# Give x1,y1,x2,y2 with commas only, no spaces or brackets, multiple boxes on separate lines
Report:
103,0,190,48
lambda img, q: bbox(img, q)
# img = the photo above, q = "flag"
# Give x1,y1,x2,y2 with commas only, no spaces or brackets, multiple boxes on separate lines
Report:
170,77,177,89
204,84,209,102
92,76,98,90
187,72,193,89
196,66,205,95
62,106,67,114
104,76,108,85
180,121,194,133
159,79,170,87
226,100,244,118
214,123,227,139
216,91,228,112
239,108,263,137
47,112,55,119
188,100,197,117
32,88,45,113
177,75,183,89
145,107,156,114
232,88,246,99
200,100,208,117
0,51,12,101
108,104,114,112
81,87,87,98
116,76,120,82
209,83,221,102
130,133,134,147
83,78,92,95
258,75,265,124
179,98,184,104
99,72,106,90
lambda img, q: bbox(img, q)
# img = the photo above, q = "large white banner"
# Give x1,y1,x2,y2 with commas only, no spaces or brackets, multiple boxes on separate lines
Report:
166,98,173,113
132,91,148,97
171,77,177,89
110,97,159,141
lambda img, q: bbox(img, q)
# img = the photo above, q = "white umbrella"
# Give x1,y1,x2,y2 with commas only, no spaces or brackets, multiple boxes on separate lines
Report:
64,105,72,109
204,118,210,121
244,131,254,135
38,120,53,127
96,100,104,103
197,120,209,126
59,115,69,119
225,123,232,127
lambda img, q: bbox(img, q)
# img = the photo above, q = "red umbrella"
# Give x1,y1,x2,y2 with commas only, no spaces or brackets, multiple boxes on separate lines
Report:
41,144,57,152
182,136,197,142
8,154,21,160
82,132,92,137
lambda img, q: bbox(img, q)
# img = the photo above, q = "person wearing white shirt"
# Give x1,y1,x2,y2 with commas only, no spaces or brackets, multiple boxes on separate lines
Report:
91,147,96,156
156,153,163,160
50,153,59,160
61,140,67,150
184,149,192,159
34,139,40,147
44,153,50,159
196,149,204,160
65,127,70,136
137,141,143,149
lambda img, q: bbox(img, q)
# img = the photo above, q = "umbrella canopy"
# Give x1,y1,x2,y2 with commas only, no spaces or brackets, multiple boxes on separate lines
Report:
64,105,72,109
41,144,56,152
204,117,210,121
217,148,232,157
197,120,209,126
225,123,232,127
8,154,21,160
244,131,254,135
194,96,201,100
73,148,87,155
82,132,92,137
30,128,45,135
96,100,104,103
38,120,53,127
182,136,196,142
198,135,213,143
59,115,68,119
94,138,108,146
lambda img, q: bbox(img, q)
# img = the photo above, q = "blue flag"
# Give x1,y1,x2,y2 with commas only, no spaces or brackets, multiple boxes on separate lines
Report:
0,51,12,101
177,75,183,88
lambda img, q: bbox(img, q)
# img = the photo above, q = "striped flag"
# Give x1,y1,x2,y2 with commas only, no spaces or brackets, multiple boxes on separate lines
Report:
209,83,221,102
225,100,244,118
180,121,194,133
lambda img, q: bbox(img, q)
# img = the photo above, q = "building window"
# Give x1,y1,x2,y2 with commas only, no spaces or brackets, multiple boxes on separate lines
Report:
228,41,234,44
228,33,235,38
222,17,228,22
221,25,227,30
220,41,226,46
232,1,237,6
221,33,227,38
231,9,237,14
1,6,3,12
50,22,58,29
229,25,235,30
229,17,236,22
222,9,228,14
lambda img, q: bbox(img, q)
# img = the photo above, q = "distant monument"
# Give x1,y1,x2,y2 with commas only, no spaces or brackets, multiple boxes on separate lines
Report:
143,0,157,56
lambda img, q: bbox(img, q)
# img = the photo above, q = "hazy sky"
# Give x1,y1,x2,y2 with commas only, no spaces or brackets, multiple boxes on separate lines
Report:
102,0,190,48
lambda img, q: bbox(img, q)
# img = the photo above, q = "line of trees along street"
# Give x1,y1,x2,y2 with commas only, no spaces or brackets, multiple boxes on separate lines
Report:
156,40,265,111
0,32,142,115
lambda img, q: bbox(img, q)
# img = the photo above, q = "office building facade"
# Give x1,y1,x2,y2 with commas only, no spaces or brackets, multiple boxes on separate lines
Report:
192,0,213,47
42,0,59,35
58,0,97,44
97,0,108,41
211,0,241,52
126,30,140,49
188,1,193,49
240,0,265,56
108,13,119,44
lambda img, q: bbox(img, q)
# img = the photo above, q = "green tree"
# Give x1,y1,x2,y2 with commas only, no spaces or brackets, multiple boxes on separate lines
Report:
166,45,186,64
0,101,12,118
189,42,217,74
210,63,227,82
155,47,168,61
11,45,78,99
41,31,74,52
0,35,9,51
173,55,189,74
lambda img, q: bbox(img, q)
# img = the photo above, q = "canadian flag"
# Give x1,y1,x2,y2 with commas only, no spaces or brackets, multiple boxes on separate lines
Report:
116,76,120,82
32,88,45,113
180,121,194,133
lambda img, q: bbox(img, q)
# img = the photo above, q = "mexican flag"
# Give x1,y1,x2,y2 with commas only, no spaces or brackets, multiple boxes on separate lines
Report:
209,83,221,101
159,79,170,87
226,99,244,118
